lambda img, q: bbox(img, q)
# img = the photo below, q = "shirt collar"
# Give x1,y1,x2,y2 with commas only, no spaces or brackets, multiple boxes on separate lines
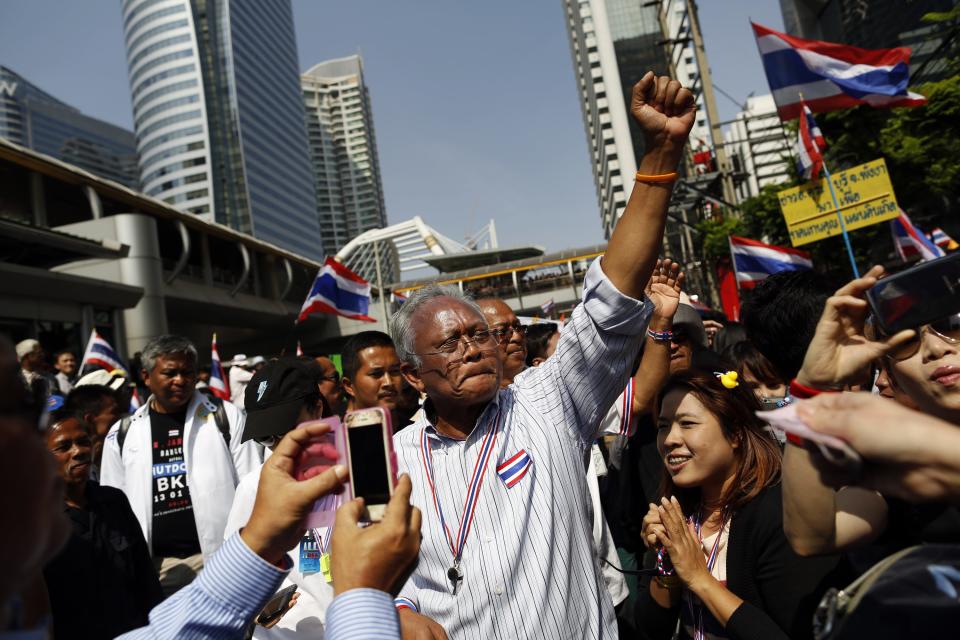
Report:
422,391,502,442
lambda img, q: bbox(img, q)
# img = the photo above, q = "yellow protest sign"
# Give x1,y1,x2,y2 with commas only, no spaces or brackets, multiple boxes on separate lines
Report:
777,158,899,247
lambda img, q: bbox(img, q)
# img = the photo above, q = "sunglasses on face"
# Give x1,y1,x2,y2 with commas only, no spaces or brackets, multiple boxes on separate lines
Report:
883,314,960,361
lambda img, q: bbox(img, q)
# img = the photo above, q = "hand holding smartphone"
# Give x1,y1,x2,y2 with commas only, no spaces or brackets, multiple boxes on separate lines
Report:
344,407,398,522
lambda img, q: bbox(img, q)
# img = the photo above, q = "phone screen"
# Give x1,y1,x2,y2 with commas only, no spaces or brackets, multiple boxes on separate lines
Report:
348,423,391,505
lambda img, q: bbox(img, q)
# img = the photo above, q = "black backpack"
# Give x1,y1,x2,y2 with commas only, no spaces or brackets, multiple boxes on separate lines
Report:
117,398,230,457
813,544,960,639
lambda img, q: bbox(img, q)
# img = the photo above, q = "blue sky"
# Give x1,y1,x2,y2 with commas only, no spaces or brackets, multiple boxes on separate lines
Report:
0,1,784,254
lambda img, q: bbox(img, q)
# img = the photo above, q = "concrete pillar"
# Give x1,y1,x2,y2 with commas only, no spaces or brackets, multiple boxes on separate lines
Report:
114,214,168,354
30,172,47,226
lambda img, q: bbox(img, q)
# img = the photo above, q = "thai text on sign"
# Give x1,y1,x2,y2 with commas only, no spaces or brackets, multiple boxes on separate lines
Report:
777,158,899,247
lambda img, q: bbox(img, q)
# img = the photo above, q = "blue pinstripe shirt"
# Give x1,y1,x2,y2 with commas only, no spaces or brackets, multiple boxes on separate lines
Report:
395,259,652,639
119,533,401,640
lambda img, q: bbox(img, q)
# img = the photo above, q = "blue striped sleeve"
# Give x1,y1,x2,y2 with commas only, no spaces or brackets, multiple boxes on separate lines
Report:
327,589,401,640
118,532,290,639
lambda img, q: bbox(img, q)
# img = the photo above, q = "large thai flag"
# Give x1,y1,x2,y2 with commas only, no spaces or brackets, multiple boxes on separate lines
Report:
729,235,813,289
752,22,927,121
80,330,128,375
890,210,945,263
209,333,230,401
298,258,375,323
795,99,825,180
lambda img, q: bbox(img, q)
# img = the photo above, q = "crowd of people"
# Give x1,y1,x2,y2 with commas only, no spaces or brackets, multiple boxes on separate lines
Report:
2,71,959,640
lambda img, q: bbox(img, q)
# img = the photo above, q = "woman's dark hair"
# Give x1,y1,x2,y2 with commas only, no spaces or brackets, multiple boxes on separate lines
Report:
656,370,781,514
725,340,784,391
524,322,559,366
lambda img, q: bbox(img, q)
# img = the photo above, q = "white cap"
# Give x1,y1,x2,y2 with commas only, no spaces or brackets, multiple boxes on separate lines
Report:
227,354,249,367
15,339,40,360
75,369,128,391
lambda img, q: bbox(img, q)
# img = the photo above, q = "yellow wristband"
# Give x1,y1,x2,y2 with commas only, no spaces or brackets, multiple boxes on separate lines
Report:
635,172,678,184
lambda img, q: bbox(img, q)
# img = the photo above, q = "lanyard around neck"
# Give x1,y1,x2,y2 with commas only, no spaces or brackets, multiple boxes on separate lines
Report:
419,404,502,568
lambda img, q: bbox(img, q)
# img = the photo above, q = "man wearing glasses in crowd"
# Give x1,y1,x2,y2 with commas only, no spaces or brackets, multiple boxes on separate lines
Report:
477,298,528,388
387,71,695,640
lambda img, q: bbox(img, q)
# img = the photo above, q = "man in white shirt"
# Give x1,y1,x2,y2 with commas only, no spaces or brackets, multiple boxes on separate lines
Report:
224,357,334,638
389,71,695,639
100,335,260,596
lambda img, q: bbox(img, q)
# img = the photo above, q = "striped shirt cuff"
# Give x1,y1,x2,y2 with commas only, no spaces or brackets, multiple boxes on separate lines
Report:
394,596,419,612
197,532,291,615
583,258,651,336
327,589,401,639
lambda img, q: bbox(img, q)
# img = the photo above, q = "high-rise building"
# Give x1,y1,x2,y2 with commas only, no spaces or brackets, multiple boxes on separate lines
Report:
724,94,792,201
0,66,138,187
301,55,387,264
120,0,322,260
565,0,718,238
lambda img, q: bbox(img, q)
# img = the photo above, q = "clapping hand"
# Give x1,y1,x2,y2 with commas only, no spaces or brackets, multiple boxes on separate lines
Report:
652,497,712,592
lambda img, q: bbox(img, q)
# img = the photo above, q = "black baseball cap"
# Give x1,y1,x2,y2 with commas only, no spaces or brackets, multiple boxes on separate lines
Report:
242,358,322,444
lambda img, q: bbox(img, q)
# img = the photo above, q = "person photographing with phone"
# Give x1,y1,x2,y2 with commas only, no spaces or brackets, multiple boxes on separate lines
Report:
781,258,960,561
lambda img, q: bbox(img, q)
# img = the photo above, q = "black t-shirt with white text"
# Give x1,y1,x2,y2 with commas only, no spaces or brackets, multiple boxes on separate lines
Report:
150,408,201,558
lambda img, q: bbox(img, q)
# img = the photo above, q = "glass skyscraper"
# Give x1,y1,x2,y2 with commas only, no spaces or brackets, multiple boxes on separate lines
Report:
120,0,322,260
0,66,138,187
302,55,387,265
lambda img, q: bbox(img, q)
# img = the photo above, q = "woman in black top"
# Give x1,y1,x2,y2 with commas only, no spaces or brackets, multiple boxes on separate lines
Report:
635,372,842,640
43,414,163,639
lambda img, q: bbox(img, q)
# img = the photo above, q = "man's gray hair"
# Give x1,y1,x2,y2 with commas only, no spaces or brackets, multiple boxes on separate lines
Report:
141,335,198,373
389,284,483,368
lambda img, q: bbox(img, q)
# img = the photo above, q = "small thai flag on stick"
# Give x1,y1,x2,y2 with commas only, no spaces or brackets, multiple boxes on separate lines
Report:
795,99,825,181
209,333,230,401
80,330,128,376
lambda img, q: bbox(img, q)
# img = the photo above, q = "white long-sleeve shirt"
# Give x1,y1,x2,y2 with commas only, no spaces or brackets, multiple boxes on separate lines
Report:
393,258,651,639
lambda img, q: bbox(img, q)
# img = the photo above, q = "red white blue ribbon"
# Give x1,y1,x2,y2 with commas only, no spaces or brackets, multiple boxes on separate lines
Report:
685,507,729,640
419,405,502,568
496,449,532,488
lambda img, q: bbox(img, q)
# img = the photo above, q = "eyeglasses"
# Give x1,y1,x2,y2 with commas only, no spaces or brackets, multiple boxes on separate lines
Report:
884,315,960,361
414,329,499,358
490,324,527,343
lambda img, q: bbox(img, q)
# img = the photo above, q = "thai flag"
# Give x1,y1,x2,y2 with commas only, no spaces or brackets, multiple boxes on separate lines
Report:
729,235,812,289
891,210,945,263
795,100,825,181
931,228,958,251
80,330,128,375
298,258,375,323
752,22,927,121
129,388,141,413
209,333,230,401
540,299,555,315
497,449,532,489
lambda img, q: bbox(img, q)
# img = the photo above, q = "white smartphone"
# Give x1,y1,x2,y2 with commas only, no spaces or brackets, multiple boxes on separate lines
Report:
343,407,396,522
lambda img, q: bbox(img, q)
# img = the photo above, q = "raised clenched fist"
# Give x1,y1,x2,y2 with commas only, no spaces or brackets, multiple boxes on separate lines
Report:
630,71,696,152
